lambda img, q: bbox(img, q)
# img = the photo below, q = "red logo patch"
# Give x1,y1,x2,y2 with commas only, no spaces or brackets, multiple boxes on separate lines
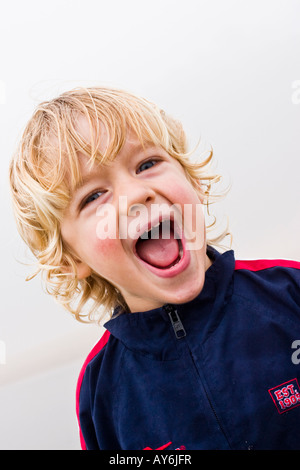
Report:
268,378,300,414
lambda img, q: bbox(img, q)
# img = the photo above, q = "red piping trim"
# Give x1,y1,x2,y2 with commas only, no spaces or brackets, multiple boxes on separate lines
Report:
235,258,300,272
144,441,173,450
76,329,110,450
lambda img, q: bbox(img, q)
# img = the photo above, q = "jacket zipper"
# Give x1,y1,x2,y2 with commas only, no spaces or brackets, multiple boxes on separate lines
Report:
164,303,230,448
164,304,186,339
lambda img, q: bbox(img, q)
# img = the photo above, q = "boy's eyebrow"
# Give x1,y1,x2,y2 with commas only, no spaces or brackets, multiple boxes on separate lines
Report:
73,172,102,193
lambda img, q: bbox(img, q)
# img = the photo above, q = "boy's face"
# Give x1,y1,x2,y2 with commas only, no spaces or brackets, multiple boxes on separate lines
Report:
61,117,212,313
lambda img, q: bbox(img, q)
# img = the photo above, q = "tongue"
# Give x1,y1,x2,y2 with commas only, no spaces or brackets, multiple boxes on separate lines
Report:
136,231,179,268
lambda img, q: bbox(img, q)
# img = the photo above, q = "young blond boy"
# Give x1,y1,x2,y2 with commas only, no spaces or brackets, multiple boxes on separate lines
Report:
9,87,300,450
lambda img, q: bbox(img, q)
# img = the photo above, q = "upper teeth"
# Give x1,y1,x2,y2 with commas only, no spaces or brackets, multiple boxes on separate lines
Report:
140,222,161,240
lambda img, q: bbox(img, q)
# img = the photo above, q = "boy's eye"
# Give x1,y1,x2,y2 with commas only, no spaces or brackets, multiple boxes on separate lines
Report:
137,159,159,174
82,191,103,208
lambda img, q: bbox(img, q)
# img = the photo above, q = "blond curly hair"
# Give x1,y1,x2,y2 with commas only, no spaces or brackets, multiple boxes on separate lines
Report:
9,86,231,324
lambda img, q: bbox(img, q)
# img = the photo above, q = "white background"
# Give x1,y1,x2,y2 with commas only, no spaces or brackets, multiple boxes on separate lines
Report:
0,0,299,449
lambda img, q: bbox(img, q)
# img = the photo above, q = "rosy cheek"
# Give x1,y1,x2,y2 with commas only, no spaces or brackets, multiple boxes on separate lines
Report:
93,237,117,255
162,172,198,202
78,219,116,256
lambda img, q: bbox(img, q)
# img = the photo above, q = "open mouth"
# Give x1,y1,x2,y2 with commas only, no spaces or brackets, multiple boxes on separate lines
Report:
133,218,190,278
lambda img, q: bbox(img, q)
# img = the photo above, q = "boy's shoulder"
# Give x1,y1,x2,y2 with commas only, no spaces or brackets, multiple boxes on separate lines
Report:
76,330,110,397
234,254,300,284
233,254,300,313
76,329,110,448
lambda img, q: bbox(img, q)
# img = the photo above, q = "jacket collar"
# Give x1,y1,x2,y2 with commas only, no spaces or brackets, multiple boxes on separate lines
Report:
104,246,235,360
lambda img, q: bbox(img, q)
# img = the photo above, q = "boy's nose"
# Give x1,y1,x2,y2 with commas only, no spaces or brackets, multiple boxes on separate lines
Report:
117,179,156,216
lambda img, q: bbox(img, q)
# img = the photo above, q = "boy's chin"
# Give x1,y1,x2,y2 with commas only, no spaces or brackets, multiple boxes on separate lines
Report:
163,278,205,306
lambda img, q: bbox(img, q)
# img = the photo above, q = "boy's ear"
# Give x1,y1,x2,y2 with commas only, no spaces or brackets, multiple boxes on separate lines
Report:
60,256,92,280
75,261,92,280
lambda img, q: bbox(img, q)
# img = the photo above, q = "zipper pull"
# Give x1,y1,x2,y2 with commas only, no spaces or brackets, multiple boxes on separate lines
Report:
164,305,186,340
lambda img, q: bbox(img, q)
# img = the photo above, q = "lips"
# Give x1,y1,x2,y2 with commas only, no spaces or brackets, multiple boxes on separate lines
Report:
133,216,190,278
